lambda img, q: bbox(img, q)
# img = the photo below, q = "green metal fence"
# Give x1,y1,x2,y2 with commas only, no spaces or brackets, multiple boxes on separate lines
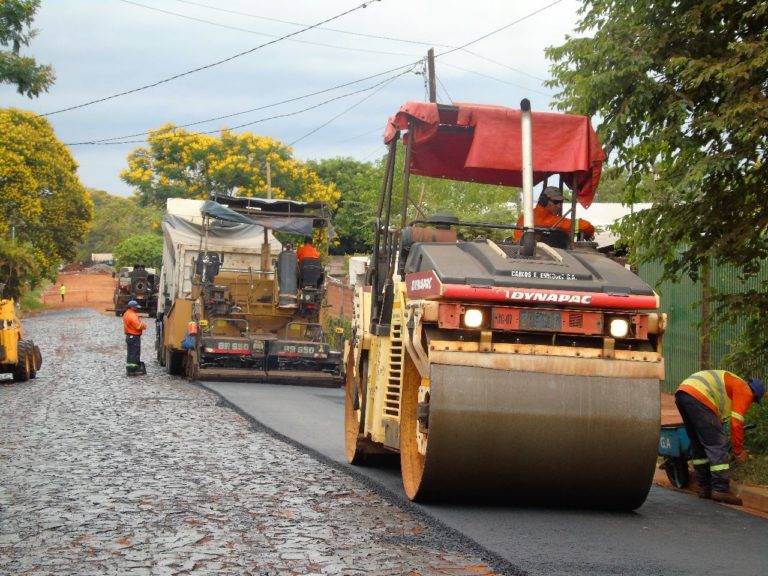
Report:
638,260,768,393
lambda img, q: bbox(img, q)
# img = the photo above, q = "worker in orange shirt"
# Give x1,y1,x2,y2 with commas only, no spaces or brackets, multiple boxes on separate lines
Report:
123,300,147,376
513,186,595,243
675,370,765,505
296,236,320,263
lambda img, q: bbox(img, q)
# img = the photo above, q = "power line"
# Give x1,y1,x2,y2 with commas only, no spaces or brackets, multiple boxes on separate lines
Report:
62,1,563,146
288,66,414,146
172,0,551,83
42,0,383,116
436,0,565,57
440,62,552,97
436,74,453,103
172,0,451,48
66,67,415,147
121,0,415,58
67,63,418,145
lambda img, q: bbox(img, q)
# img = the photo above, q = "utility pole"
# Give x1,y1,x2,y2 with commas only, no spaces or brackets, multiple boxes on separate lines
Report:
266,161,272,199
427,48,436,103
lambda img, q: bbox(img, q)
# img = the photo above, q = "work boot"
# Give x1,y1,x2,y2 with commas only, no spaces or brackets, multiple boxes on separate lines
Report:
698,487,712,499
126,364,138,376
138,362,147,375
712,491,743,506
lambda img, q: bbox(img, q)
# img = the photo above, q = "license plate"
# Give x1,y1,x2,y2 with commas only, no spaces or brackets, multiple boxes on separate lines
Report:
519,310,562,331
203,339,252,354
277,344,320,356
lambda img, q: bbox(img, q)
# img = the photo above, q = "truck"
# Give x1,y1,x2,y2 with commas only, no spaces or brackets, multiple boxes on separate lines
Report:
155,196,341,385
112,264,159,317
0,284,43,382
344,100,666,509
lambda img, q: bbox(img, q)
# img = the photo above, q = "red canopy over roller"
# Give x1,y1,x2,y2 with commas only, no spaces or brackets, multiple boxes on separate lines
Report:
384,102,606,208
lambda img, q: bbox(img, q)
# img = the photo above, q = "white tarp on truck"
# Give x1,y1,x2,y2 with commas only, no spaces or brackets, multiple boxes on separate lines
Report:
159,199,282,313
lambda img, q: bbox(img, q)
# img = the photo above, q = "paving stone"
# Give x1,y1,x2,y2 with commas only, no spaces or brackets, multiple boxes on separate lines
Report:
0,309,497,576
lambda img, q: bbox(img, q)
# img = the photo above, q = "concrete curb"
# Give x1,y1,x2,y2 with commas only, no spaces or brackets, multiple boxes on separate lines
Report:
653,468,768,517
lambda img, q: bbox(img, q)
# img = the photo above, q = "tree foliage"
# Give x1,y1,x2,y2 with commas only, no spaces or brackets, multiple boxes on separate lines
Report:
307,157,381,254
0,0,55,98
389,151,520,243
77,189,163,262
594,166,656,203
113,235,164,271
546,0,768,373
0,237,40,300
0,108,93,299
121,125,339,210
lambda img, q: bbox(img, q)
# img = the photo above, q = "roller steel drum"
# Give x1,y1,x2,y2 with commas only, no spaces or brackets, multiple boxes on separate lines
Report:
401,363,661,509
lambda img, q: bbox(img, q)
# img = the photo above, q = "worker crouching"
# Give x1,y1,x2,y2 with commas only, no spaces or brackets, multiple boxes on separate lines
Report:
123,300,147,376
674,370,765,505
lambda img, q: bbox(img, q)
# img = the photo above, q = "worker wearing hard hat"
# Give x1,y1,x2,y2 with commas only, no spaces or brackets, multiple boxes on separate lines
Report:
513,186,595,242
123,300,147,376
674,370,765,505
296,236,320,263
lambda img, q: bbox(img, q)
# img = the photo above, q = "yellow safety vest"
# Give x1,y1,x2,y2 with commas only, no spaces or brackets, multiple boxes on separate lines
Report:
680,369,732,421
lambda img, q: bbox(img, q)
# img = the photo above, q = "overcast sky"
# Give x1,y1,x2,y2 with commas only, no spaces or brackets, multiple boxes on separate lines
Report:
1,0,583,197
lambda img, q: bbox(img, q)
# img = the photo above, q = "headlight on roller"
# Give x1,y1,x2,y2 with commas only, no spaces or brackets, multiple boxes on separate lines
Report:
609,318,630,338
463,308,483,328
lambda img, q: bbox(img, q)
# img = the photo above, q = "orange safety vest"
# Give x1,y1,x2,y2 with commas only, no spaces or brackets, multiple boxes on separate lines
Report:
296,243,320,263
513,204,596,242
676,370,754,454
123,308,146,336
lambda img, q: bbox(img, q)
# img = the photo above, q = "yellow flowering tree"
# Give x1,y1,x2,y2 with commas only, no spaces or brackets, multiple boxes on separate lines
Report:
121,125,339,209
0,108,93,298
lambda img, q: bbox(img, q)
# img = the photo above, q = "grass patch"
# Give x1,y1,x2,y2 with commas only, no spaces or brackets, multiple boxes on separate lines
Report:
19,288,44,314
732,456,768,486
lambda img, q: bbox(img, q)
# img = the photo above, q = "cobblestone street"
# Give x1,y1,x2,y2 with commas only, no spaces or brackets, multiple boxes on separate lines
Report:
0,309,498,576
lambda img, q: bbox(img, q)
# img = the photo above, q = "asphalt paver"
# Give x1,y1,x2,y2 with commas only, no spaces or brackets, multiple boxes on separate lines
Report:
0,309,501,576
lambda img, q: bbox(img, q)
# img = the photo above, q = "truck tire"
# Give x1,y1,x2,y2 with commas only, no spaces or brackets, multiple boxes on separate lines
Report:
166,349,184,376
32,344,42,372
156,322,166,366
26,342,37,379
12,341,30,382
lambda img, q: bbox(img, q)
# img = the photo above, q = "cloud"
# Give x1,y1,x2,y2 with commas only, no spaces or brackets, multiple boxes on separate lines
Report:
0,0,580,197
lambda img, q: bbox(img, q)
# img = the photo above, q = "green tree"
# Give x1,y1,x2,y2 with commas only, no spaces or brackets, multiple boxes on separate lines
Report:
0,238,39,300
387,152,520,242
307,157,381,254
0,0,54,98
113,235,164,271
0,108,93,297
594,167,656,203
77,189,163,262
546,0,768,373
121,125,339,210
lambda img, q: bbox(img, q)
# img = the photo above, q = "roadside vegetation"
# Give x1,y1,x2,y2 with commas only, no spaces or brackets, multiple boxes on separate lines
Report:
1,0,765,484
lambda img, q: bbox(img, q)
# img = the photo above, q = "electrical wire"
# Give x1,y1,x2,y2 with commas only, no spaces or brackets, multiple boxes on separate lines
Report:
42,0,383,117
119,0,415,57
172,0,452,48
436,0,564,57
171,0,550,83
66,66,414,147
68,63,419,145
440,61,552,97
62,1,564,146
288,66,414,146
436,74,453,103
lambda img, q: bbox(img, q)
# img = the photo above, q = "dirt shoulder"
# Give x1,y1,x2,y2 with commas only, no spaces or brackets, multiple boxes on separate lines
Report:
41,269,117,316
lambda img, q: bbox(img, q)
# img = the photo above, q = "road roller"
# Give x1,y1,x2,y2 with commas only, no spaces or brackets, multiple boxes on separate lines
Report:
344,100,665,509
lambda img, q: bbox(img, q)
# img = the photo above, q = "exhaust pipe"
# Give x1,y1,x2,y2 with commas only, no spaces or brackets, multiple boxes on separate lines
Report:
520,99,536,256
521,98,534,229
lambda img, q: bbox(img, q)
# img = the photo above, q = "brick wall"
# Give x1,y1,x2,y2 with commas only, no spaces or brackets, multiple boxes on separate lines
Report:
324,281,355,321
